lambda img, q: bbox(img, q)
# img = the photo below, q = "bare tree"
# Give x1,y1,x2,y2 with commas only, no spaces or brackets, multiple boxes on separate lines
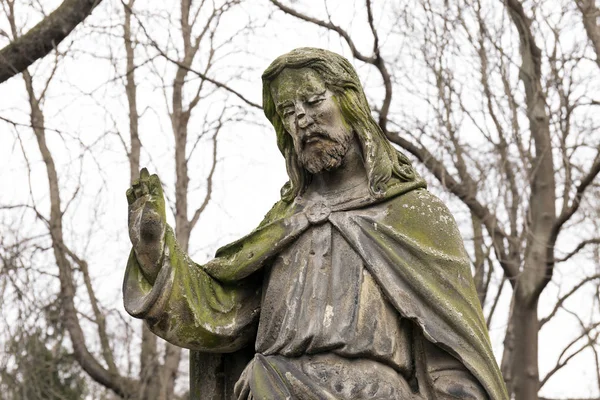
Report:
120,2,163,398
576,0,600,70
126,0,262,396
1,0,257,398
0,0,103,83
269,0,600,399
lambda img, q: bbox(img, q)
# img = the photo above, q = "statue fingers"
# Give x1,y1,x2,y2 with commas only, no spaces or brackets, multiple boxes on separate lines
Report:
139,168,151,195
148,174,164,197
140,181,149,196
140,167,150,180
126,187,136,205
129,179,144,199
133,186,143,198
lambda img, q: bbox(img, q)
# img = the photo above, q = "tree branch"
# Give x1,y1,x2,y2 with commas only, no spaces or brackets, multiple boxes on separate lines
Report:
126,1,261,109
64,246,118,374
487,275,507,328
0,0,103,83
552,151,600,241
554,239,600,263
539,273,600,327
576,0,600,70
269,0,375,63
189,127,219,231
539,322,600,388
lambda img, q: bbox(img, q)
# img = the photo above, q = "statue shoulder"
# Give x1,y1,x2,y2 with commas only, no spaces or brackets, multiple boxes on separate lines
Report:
212,199,297,258
258,199,295,228
381,188,467,257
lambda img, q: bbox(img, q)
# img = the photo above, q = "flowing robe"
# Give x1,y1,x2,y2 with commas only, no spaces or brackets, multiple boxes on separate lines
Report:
123,177,508,400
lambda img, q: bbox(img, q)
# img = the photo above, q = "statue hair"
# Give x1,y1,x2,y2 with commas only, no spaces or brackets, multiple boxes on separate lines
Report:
262,47,416,202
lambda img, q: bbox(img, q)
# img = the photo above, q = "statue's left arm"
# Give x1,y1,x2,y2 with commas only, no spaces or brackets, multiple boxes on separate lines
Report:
387,189,503,400
331,187,508,399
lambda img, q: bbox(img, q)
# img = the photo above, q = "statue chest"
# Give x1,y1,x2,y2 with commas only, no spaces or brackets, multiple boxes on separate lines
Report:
255,221,413,377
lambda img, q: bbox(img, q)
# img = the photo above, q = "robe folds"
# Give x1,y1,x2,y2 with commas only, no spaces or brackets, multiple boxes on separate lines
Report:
123,176,509,400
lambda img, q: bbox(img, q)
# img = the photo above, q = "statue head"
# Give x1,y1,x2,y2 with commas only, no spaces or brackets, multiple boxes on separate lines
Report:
262,47,416,201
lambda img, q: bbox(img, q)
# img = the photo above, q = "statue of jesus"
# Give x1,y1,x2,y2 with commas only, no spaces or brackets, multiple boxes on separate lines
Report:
124,48,508,400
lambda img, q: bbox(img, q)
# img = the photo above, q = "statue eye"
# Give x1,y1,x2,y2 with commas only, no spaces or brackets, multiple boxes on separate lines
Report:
307,97,324,105
282,108,295,117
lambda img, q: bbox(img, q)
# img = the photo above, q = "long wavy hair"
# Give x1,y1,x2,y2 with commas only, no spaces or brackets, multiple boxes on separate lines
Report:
262,47,416,202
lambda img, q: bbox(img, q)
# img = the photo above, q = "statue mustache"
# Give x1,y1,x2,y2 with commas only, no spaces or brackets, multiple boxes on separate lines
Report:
301,130,338,148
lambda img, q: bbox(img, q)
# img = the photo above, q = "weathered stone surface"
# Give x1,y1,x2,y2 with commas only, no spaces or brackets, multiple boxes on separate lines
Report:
124,48,509,400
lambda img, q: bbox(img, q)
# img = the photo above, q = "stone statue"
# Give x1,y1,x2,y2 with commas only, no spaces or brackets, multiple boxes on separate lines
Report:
124,48,509,400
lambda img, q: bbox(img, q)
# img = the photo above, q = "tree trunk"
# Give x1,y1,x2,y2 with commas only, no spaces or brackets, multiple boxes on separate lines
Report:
122,3,164,398
23,69,136,398
576,0,600,70
503,290,540,400
139,327,160,399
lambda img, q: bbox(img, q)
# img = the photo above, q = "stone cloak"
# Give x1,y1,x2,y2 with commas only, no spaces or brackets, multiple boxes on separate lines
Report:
123,176,508,400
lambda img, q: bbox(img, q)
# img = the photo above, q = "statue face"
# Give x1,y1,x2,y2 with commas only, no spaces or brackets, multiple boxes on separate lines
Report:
270,68,353,174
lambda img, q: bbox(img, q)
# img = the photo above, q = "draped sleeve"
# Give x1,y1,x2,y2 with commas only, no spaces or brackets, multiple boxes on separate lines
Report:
123,200,310,353
123,226,261,352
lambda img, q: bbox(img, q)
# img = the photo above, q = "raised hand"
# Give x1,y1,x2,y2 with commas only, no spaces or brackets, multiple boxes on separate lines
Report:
126,168,167,282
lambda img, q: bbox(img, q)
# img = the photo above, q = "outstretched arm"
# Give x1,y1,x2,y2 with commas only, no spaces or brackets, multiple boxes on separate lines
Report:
123,168,311,352
126,168,167,284
123,168,260,352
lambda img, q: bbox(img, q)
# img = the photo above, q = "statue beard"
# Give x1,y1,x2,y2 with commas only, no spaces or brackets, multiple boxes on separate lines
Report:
298,131,352,175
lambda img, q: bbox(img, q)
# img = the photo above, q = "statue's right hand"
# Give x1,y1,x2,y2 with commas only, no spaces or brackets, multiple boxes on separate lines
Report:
126,168,167,280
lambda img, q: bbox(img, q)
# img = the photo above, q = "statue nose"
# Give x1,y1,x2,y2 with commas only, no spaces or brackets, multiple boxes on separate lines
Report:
297,112,314,130
295,104,313,129
297,114,312,128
